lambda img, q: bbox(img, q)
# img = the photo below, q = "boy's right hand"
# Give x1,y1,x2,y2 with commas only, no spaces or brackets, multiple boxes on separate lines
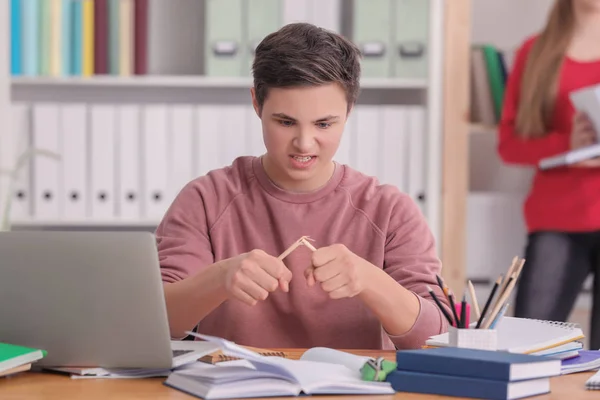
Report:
220,250,292,306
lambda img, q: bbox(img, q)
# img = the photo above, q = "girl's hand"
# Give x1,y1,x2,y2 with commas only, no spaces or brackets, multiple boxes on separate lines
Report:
570,112,600,167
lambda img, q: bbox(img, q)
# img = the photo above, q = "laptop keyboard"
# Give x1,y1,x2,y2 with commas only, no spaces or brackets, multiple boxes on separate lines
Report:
172,349,195,358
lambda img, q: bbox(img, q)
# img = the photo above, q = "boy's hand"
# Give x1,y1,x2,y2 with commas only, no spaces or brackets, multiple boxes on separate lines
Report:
305,244,374,299
221,250,292,306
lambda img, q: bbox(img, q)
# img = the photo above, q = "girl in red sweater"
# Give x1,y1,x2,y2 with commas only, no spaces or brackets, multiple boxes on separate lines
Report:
498,0,600,348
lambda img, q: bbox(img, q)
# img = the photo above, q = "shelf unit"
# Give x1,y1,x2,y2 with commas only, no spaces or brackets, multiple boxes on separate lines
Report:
0,0,471,294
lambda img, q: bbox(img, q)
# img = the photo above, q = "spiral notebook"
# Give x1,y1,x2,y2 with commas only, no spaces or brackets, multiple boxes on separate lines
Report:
425,317,584,354
586,369,600,390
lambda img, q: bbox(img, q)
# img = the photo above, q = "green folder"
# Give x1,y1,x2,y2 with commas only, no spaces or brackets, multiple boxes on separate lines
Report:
481,45,505,121
246,0,281,76
394,0,430,79
0,342,47,373
352,0,393,77
205,0,244,76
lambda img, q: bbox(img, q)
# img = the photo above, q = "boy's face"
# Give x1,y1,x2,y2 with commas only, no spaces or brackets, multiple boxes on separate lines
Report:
252,83,349,192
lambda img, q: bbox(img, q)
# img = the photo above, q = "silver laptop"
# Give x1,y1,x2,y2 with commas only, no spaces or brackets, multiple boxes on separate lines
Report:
0,231,219,369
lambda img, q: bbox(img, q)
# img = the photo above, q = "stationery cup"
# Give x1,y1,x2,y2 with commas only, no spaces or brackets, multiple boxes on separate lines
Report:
448,326,498,351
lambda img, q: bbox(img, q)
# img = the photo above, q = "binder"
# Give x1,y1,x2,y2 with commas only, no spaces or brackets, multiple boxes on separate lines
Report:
381,106,408,192
21,0,39,76
335,109,355,167
118,0,133,75
82,0,94,76
221,105,248,164
352,0,392,77
9,104,32,221
60,104,88,220
282,0,311,25
168,105,195,203
407,106,426,208
309,0,340,32
10,0,22,76
39,0,50,75
62,0,72,75
394,0,429,79
246,106,265,157
32,104,61,220
246,0,281,75
49,0,62,76
204,0,243,76
196,105,221,176
352,106,380,178
89,105,116,220
116,105,141,220
142,105,169,221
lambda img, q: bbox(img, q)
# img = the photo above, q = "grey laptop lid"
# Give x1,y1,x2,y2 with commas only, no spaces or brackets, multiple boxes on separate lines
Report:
0,231,175,369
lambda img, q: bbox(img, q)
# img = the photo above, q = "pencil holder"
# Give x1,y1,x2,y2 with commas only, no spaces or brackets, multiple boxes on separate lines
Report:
448,326,498,351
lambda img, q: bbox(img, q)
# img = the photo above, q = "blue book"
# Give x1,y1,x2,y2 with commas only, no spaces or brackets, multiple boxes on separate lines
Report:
62,0,72,75
71,0,82,75
10,0,22,75
21,0,39,75
395,347,561,382
386,370,550,400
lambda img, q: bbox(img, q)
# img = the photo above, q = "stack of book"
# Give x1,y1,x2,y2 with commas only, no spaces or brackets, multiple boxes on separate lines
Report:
386,347,562,399
0,342,46,377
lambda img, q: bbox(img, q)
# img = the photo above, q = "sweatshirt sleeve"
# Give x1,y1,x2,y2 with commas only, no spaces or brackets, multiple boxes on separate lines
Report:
497,37,570,166
382,192,452,349
155,181,216,284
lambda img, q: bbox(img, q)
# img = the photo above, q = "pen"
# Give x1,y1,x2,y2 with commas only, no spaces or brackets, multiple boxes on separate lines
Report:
460,294,467,328
436,275,460,328
476,275,501,329
426,285,454,326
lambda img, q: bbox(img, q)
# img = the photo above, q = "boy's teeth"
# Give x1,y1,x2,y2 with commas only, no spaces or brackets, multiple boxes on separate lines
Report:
293,156,312,162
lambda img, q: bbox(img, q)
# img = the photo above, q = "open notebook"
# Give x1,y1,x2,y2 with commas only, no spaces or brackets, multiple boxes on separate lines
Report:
164,333,394,399
425,317,584,354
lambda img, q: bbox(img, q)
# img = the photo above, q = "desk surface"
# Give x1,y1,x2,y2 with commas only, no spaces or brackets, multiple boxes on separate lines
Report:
1,350,598,399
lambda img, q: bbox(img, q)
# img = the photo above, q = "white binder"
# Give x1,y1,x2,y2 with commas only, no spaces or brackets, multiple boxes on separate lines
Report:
282,0,311,25
353,105,380,178
168,105,195,203
196,105,221,176
9,104,32,221
407,106,426,208
381,106,408,193
246,106,265,157
309,0,340,32
336,110,355,167
142,105,169,221
60,104,88,220
221,105,247,165
90,105,116,220
32,104,61,220
116,105,141,220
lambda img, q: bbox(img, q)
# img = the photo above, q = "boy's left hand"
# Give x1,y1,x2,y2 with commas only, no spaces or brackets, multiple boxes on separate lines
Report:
305,244,374,299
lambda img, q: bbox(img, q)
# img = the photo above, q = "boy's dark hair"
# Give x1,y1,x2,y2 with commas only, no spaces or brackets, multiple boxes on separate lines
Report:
252,23,362,113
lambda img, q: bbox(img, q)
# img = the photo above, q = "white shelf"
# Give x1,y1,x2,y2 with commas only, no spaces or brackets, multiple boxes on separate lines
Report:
11,75,428,90
10,219,160,228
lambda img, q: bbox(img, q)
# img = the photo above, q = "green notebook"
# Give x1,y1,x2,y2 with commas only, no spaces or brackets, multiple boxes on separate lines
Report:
481,44,505,121
0,342,46,373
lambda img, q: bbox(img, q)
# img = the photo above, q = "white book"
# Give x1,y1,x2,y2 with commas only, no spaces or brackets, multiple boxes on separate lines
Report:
116,105,141,220
142,105,169,221
60,104,88,220
164,333,394,399
32,104,61,220
9,104,32,221
90,105,116,220
168,105,195,202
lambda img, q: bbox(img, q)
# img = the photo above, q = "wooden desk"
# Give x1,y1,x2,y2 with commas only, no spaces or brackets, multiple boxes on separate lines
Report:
1,350,597,399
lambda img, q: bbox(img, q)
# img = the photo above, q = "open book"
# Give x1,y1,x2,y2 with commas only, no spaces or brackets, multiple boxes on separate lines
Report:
539,84,600,170
163,333,394,399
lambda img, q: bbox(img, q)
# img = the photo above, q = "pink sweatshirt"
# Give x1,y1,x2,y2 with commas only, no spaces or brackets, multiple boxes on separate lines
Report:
157,156,450,350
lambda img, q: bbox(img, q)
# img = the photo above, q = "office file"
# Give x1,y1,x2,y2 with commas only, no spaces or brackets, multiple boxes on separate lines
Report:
352,0,392,77
335,110,354,167
10,0,22,75
21,0,39,75
220,105,248,165
168,106,195,203
116,105,141,220
204,0,243,76
119,0,134,75
394,0,429,79
246,0,281,75
195,105,221,177
407,106,426,208
49,0,62,76
352,106,381,178
82,0,94,76
62,0,72,75
60,104,88,220
142,105,169,221
282,0,311,25
32,104,60,219
109,0,119,74
246,106,265,157
381,106,408,193
39,0,50,75
9,104,32,221
90,105,116,220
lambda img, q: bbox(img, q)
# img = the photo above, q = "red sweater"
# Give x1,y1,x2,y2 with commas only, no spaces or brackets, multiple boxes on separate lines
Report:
498,36,600,233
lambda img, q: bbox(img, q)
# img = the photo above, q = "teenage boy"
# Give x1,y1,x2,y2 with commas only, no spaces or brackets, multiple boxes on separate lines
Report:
157,23,450,350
